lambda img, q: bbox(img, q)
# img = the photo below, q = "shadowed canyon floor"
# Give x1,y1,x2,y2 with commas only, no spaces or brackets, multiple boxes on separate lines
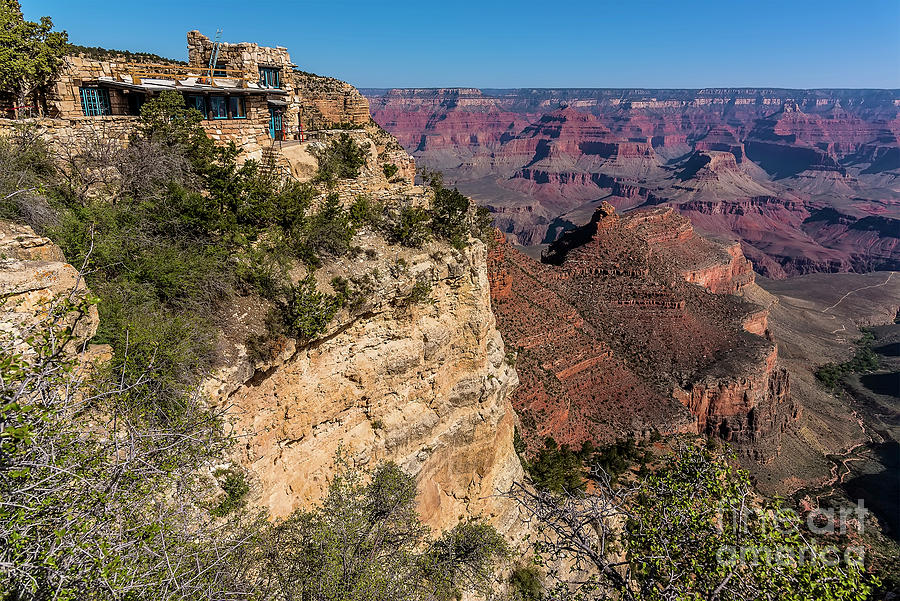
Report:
747,273,899,501
366,88,900,278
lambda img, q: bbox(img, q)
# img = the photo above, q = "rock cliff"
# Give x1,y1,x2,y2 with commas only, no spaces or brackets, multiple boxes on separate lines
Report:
0,221,99,354
201,127,525,537
489,203,796,458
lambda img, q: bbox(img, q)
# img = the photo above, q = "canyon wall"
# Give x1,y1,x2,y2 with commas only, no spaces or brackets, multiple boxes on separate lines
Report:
199,124,524,537
489,203,796,458
366,88,900,278
206,233,524,535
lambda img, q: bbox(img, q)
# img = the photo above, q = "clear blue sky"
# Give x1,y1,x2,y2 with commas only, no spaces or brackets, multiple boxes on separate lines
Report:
21,0,900,89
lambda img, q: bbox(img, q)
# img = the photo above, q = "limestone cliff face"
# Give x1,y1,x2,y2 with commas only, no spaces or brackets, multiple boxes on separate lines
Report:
292,72,372,127
0,221,99,353
205,232,524,536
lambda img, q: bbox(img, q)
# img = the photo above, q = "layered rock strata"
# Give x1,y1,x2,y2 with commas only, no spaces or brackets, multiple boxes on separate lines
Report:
367,88,900,278
489,203,796,458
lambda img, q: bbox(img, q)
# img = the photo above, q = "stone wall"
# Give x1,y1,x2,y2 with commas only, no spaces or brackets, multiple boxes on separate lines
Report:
6,31,379,163
200,94,272,157
187,31,301,142
0,116,136,157
186,31,372,137
46,55,137,119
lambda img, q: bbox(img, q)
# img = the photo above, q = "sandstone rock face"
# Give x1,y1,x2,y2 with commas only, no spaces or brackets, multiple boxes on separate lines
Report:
0,221,99,354
206,237,524,536
672,343,794,461
366,88,900,278
489,205,796,458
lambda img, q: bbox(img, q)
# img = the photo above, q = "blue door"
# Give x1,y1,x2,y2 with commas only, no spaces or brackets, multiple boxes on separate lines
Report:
269,108,284,140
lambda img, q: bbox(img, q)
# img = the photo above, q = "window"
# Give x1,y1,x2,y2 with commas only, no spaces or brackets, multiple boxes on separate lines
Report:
80,87,111,116
213,62,228,77
126,92,145,116
210,96,227,119
259,67,281,89
186,95,207,117
229,96,246,119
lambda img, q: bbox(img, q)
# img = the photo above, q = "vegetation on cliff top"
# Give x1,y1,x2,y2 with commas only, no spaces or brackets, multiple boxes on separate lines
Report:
65,43,185,65
511,441,878,601
0,1,68,117
518,434,647,495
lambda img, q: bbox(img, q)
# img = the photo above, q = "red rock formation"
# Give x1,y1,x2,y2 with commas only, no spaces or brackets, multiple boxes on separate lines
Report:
366,88,900,278
489,204,796,457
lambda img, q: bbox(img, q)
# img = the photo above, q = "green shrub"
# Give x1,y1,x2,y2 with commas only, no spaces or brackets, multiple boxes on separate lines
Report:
406,279,432,305
321,121,363,131
382,163,399,179
139,90,210,154
473,205,496,247
392,206,432,247
420,519,510,600
424,170,496,248
312,133,369,183
67,43,184,65
0,3,68,116
211,469,250,517
509,564,543,601
815,328,881,389
280,276,339,342
297,193,355,263
588,437,643,480
348,194,383,229
524,437,587,495
0,126,56,223
431,184,471,249
513,426,527,456
261,460,507,601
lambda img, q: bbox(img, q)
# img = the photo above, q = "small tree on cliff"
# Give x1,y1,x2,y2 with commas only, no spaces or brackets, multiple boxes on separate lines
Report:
257,457,510,601
509,442,877,601
0,0,68,117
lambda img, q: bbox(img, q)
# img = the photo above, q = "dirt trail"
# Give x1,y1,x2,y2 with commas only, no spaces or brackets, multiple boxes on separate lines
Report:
821,271,896,314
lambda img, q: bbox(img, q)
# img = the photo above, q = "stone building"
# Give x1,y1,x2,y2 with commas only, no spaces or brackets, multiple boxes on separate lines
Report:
3,31,372,159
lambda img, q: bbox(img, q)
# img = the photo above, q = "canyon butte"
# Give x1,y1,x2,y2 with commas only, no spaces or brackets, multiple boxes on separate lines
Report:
366,88,900,278
489,202,794,460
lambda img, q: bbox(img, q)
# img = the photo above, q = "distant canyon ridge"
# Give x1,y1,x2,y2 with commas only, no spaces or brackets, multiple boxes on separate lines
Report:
364,88,900,278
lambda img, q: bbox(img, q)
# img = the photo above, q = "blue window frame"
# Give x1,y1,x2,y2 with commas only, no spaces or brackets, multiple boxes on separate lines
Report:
185,94,207,117
80,87,111,116
229,96,246,119
209,96,227,119
259,67,281,89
